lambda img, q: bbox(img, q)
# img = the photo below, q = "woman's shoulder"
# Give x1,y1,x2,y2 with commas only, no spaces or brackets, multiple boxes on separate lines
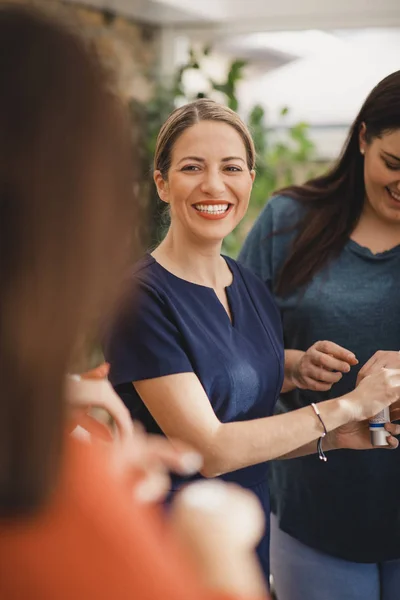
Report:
126,254,170,302
130,254,158,285
264,194,306,228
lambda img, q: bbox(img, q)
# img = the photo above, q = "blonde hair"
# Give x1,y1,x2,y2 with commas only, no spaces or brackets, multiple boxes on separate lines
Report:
154,99,255,178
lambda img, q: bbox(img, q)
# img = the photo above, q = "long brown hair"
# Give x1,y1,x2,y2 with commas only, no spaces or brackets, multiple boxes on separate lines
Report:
275,70,400,296
0,5,137,516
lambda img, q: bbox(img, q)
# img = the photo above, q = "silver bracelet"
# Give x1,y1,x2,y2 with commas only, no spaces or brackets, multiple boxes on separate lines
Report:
311,402,328,462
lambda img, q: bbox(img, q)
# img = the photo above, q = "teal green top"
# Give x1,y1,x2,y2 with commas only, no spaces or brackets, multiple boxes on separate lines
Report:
239,194,400,563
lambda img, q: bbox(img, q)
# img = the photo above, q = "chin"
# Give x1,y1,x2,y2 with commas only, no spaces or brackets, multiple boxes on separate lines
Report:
193,224,234,245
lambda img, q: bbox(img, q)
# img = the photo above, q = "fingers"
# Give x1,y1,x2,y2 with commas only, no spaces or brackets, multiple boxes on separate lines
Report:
302,379,335,392
305,363,344,384
66,377,131,441
112,433,202,504
385,418,400,449
315,352,352,374
385,421,400,436
172,481,265,549
95,382,134,443
358,352,400,385
126,432,203,504
296,341,358,391
390,404,400,421
314,341,358,366
138,435,203,477
385,368,400,392
357,355,379,381
135,468,171,504
386,436,399,449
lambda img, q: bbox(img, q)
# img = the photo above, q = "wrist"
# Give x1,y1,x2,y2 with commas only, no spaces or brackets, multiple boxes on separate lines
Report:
334,394,359,423
317,396,355,432
324,430,340,451
284,350,304,388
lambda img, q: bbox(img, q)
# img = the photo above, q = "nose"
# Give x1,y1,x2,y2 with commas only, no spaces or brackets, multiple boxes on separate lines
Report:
200,168,225,197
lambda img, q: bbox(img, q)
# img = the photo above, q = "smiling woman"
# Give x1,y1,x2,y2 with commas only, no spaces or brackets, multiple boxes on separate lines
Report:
238,70,400,600
153,119,255,243
104,98,400,585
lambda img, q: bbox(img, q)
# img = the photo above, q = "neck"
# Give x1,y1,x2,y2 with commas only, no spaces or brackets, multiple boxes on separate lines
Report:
352,199,400,253
152,226,227,288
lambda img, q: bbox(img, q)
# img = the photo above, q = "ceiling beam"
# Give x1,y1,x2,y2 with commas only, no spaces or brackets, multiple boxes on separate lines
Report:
174,10,400,39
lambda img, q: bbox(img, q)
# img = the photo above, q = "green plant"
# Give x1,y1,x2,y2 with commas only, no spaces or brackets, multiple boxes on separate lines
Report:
223,106,318,256
129,46,317,256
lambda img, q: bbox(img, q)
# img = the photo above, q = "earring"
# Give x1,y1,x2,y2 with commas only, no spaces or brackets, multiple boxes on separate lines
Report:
360,149,365,155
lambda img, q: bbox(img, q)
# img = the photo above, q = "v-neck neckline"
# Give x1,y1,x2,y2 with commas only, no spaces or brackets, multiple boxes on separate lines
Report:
147,254,236,326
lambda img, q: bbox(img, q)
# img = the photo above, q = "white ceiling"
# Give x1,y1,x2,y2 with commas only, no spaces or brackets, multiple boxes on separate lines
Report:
67,0,400,31
239,28,400,127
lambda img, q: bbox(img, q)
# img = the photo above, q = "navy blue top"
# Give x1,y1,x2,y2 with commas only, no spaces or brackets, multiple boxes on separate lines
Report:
239,194,400,563
105,254,284,490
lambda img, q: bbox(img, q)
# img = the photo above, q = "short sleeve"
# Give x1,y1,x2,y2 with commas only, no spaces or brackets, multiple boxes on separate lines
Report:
105,281,194,386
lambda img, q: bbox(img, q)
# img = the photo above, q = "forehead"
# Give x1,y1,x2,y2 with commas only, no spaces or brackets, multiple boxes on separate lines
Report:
375,129,400,153
171,120,247,160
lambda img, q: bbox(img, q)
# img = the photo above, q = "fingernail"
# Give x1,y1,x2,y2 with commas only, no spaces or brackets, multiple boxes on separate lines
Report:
179,452,203,475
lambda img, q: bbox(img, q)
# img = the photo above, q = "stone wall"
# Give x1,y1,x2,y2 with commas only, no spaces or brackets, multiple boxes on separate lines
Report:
7,0,161,102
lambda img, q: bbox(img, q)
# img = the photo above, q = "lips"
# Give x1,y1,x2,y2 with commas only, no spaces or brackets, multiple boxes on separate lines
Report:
386,187,400,203
192,201,233,220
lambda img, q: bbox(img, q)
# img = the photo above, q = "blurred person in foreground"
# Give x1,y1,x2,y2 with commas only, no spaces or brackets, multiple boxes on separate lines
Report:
0,6,270,600
239,70,400,600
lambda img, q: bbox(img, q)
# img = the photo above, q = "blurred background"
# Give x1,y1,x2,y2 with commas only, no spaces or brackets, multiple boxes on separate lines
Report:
41,0,400,255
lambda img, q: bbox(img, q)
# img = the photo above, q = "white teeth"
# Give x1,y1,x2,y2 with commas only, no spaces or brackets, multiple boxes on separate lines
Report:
388,188,400,202
194,204,230,214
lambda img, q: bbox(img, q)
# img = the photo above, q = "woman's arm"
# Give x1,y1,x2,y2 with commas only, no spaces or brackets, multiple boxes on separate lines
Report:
134,368,400,477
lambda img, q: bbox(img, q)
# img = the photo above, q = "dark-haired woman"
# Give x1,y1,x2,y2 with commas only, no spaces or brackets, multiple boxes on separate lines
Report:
239,70,400,600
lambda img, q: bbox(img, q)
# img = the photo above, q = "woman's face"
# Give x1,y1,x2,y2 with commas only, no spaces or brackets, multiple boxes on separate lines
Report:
361,127,400,224
154,120,255,244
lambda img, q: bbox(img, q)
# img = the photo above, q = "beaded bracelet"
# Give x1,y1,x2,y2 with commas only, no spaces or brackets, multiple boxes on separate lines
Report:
311,402,328,462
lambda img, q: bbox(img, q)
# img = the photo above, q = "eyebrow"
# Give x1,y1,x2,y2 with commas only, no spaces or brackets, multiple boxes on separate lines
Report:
222,156,245,163
177,156,245,165
382,151,400,162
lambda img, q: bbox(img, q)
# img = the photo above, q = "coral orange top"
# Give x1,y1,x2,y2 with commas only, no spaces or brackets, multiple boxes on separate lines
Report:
0,437,262,600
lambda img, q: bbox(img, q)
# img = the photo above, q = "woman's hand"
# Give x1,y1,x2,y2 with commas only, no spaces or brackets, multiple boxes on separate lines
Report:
65,373,203,503
345,368,400,422
286,342,358,392
330,387,400,451
170,480,268,597
66,375,134,443
357,351,400,385
330,420,400,451
172,480,265,552
113,423,203,503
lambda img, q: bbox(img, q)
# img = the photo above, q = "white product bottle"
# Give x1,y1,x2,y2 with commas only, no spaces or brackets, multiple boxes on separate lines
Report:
369,407,390,446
